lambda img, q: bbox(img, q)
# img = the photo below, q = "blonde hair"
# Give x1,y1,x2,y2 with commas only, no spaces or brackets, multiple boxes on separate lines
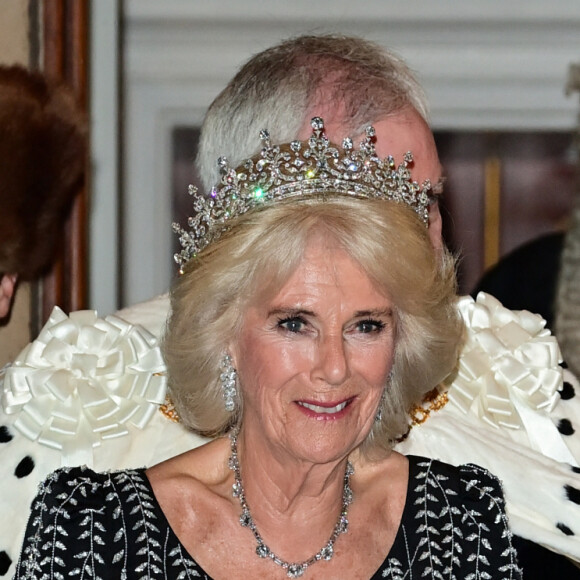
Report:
164,197,463,455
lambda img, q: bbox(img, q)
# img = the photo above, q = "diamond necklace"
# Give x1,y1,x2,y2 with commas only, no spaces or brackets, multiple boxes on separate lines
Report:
228,430,354,578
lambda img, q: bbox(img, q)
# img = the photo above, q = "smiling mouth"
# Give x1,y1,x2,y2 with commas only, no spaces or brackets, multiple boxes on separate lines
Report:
297,399,352,414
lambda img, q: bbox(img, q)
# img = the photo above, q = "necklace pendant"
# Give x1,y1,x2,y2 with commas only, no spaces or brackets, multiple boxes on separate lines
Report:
320,544,334,561
343,486,353,505
256,544,270,558
287,564,305,578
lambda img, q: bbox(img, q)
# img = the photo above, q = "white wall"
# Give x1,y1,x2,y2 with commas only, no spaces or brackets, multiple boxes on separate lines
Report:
90,0,121,316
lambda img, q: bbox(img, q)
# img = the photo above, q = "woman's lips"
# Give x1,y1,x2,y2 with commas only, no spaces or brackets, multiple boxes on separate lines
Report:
295,397,354,419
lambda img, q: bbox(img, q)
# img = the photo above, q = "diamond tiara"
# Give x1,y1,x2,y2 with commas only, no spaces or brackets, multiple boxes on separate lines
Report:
173,117,439,269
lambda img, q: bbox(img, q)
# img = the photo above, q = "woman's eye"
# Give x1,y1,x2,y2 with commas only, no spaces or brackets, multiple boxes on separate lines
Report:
356,319,385,334
278,317,306,333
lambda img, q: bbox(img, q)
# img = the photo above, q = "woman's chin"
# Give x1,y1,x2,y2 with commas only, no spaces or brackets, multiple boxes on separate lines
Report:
277,416,370,465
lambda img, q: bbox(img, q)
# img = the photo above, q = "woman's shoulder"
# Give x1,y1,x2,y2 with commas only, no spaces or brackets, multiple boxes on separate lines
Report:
407,455,508,518
409,454,503,486
406,456,520,566
36,464,148,498
147,437,230,491
410,455,504,498
14,466,165,579
376,455,523,579
360,452,507,518
26,465,154,526
145,438,233,535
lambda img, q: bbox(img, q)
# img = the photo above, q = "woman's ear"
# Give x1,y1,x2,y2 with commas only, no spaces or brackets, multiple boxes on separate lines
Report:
0,273,18,319
226,344,238,369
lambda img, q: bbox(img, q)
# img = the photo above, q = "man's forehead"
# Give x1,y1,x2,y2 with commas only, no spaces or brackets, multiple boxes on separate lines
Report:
300,109,441,184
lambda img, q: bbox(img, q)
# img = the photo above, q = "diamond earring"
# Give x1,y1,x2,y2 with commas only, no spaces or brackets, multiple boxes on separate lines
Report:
220,354,237,412
375,376,391,423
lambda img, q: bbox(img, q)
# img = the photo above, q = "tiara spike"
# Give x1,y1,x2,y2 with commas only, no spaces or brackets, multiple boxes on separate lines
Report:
173,117,438,269
311,116,324,133
259,129,272,152
360,126,377,157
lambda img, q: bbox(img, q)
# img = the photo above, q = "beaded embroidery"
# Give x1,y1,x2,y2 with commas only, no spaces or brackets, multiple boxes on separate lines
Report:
14,459,521,579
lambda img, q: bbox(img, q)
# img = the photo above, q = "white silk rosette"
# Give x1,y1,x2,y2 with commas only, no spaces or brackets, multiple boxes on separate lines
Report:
447,292,576,465
1,306,167,464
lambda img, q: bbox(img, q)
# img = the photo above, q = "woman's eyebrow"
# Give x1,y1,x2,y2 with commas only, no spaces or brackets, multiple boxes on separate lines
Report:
267,307,316,318
353,308,393,318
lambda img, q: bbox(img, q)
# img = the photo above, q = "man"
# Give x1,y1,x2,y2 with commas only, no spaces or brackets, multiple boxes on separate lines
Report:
195,35,580,572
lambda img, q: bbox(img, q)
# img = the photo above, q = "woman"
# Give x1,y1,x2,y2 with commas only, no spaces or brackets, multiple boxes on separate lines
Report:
0,65,86,321
14,119,522,579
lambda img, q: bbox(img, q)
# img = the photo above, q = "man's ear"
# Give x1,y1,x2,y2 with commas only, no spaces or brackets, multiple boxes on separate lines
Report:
427,204,443,251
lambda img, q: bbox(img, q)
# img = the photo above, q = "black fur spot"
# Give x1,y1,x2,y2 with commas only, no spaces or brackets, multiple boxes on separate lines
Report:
573,466,580,474
14,455,35,478
556,522,574,536
560,360,568,369
565,485,580,505
0,551,12,575
559,381,576,400
0,425,13,443
557,419,575,436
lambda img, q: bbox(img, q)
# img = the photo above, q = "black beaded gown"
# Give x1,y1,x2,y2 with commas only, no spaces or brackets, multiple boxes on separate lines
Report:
14,455,522,580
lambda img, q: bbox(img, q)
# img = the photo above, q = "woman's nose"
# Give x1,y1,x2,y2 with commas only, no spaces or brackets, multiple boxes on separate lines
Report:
312,333,349,386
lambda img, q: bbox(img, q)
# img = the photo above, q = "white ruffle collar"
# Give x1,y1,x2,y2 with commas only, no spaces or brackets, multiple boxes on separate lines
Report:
1,306,167,465
447,292,575,465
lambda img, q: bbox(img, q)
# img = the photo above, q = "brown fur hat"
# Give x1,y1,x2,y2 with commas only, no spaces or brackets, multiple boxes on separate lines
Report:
0,65,87,278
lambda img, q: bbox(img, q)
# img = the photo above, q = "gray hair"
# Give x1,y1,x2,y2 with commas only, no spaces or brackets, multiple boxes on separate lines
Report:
197,34,430,190
164,196,462,456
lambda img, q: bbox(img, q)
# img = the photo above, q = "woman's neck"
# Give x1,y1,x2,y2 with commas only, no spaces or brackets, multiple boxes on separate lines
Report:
234,426,351,519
